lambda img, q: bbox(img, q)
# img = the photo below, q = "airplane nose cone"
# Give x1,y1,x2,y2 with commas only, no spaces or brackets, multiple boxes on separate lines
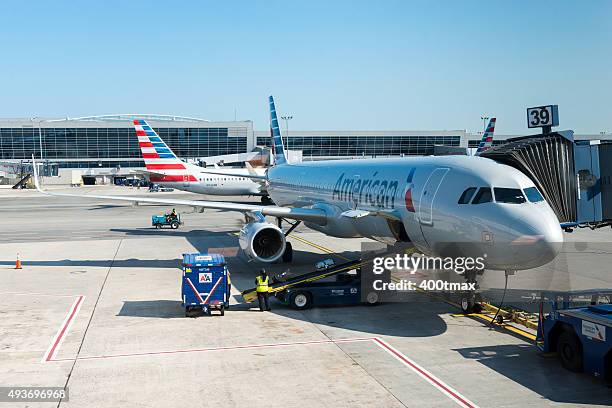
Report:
540,218,564,263
509,210,563,269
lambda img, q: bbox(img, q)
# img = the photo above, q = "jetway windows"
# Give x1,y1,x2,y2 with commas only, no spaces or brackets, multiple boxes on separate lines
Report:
458,187,477,204
472,188,492,204
493,188,526,204
524,187,544,203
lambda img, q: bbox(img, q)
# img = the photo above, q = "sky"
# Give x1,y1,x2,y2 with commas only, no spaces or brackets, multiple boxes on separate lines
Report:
1,0,610,134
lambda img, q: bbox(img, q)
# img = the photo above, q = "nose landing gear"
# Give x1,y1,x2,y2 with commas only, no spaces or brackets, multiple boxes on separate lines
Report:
460,269,483,314
459,269,515,319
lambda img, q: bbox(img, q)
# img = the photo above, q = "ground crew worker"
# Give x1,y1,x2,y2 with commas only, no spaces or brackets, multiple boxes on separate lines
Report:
255,269,271,311
166,208,177,222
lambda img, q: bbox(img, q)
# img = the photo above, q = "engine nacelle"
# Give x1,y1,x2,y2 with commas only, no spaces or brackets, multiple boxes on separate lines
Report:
239,222,286,262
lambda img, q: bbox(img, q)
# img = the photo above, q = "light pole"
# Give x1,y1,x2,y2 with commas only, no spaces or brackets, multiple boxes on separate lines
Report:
29,117,44,184
30,117,44,160
281,115,293,149
480,116,489,133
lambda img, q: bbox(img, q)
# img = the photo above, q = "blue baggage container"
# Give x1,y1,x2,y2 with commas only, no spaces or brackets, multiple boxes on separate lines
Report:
182,253,230,317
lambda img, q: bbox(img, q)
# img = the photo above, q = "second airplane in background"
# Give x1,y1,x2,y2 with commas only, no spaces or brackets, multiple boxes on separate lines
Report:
134,119,271,203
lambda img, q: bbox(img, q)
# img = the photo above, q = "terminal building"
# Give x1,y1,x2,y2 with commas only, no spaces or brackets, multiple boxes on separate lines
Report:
0,113,610,184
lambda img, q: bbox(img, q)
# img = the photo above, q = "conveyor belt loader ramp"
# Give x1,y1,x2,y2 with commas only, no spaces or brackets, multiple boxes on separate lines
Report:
242,259,364,303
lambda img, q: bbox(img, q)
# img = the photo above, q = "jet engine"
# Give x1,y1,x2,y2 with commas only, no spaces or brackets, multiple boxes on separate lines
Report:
239,222,286,262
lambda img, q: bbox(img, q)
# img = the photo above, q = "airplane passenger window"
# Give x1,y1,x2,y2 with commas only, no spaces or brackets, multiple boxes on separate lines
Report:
524,187,544,202
494,188,526,204
471,187,492,204
458,187,477,204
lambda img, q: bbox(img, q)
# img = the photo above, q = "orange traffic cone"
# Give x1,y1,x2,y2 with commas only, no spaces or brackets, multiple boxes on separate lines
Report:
15,253,22,269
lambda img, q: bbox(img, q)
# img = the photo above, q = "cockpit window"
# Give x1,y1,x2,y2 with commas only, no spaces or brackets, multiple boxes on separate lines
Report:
494,188,526,204
472,187,492,204
524,187,544,202
458,187,477,204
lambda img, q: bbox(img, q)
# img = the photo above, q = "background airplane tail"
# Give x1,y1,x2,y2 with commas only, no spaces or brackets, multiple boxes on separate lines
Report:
268,96,287,165
133,119,196,182
475,118,496,155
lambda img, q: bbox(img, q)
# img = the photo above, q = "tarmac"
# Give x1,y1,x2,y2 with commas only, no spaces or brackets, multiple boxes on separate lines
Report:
1,185,611,407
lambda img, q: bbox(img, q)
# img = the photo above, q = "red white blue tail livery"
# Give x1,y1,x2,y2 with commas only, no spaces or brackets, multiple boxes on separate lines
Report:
133,119,266,196
134,119,197,183
475,118,496,155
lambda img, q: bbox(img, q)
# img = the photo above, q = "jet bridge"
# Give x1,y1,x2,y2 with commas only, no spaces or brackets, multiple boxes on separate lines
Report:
480,131,612,229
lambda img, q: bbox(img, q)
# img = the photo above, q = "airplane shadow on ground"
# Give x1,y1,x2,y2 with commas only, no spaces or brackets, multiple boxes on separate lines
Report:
454,344,612,405
270,301,449,338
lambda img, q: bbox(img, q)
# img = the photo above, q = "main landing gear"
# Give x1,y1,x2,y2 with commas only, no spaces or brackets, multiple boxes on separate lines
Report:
261,196,274,205
277,218,301,263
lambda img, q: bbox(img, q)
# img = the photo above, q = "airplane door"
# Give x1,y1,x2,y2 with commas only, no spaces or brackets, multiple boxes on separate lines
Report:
418,168,449,226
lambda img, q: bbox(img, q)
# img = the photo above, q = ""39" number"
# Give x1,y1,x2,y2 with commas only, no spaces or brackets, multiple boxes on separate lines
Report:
527,105,557,128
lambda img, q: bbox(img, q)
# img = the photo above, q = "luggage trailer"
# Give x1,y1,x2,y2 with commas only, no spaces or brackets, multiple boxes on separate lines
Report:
182,253,230,317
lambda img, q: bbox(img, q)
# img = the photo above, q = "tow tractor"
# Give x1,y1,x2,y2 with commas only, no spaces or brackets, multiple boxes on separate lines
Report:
536,290,612,385
242,259,380,309
152,212,182,229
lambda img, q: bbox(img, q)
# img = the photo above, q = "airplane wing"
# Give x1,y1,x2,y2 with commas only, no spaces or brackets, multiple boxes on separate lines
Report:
31,157,324,223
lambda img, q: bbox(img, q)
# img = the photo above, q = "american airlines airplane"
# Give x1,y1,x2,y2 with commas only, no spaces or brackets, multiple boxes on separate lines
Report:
133,120,270,203
33,96,563,275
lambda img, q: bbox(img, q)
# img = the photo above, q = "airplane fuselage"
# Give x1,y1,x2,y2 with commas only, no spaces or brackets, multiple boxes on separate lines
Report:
152,165,264,196
267,155,563,270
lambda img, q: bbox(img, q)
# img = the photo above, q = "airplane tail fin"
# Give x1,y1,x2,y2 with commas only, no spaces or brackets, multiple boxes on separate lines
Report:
133,119,196,183
268,96,287,165
475,118,496,155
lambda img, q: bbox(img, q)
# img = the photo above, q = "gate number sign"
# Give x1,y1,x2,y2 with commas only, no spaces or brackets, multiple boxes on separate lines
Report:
527,105,559,129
